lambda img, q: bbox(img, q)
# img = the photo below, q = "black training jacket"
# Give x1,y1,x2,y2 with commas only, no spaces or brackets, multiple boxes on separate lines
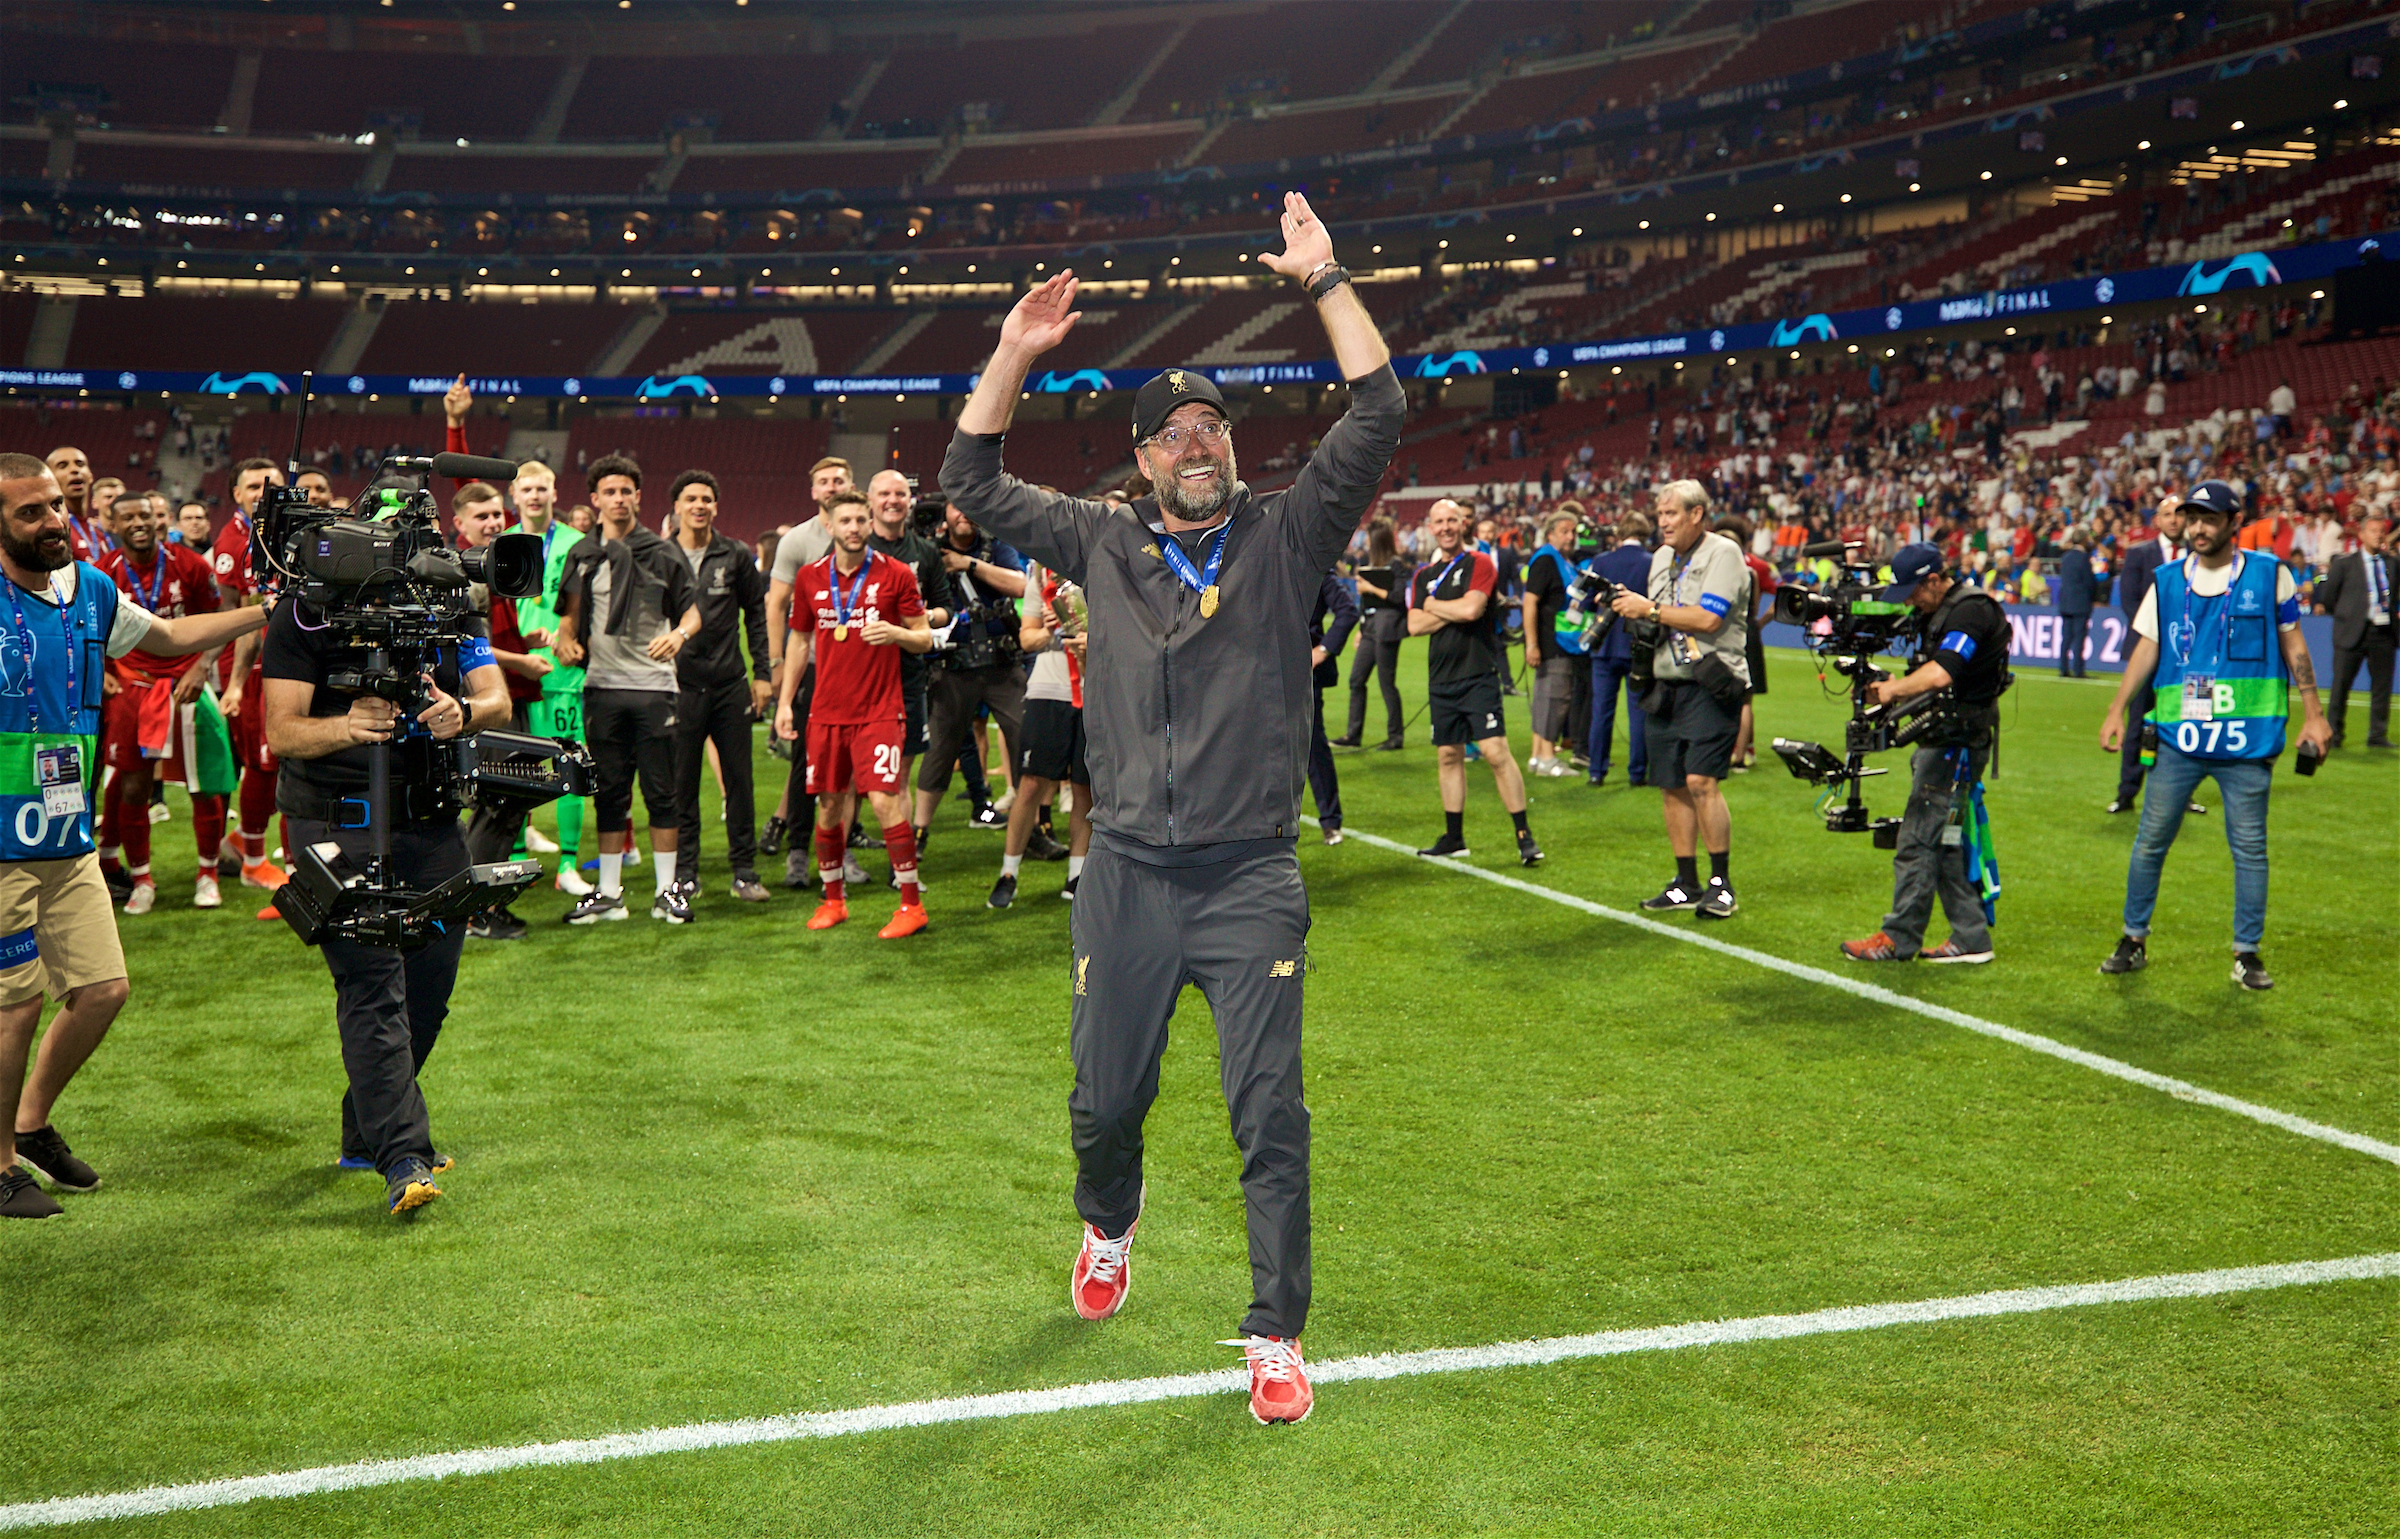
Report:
942,364,1402,849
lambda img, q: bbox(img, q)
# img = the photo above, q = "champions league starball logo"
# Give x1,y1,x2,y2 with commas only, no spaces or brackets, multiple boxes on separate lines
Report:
0,629,31,699
2095,278,2115,303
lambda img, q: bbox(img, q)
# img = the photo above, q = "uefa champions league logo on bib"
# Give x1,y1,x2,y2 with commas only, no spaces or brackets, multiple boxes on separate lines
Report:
0,628,30,699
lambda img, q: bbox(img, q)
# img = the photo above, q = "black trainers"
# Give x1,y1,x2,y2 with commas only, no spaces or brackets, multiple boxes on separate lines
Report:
1417,833,1469,858
846,820,877,851
14,1124,98,1191
2230,951,2274,991
1,1164,61,1218
1059,875,1078,901
385,1157,441,1215
1516,831,1544,867
1374,738,1403,751
969,804,1008,831
1640,879,1704,911
468,908,528,941
758,815,789,858
652,888,696,924
1027,827,1070,862
730,873,771,903
1696,877,1738,919
102,864,135,902
565,892,629,925
2099,935,2147,974
2103,797,2132,814
1329,735,1362,748
987,873,1018,909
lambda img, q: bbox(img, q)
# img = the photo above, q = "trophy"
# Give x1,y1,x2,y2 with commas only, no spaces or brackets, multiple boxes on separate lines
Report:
1050,580,1087,638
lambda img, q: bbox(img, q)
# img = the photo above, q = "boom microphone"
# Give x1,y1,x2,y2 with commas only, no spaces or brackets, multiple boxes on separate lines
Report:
430,452,525,482
1798,539,1855,558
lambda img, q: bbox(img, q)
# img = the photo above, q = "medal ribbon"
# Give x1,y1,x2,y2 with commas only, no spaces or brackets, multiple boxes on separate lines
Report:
128,552,166,614
830,555,870,631
1158,519,1233,601
1414,549,1469,607
3,574,77,735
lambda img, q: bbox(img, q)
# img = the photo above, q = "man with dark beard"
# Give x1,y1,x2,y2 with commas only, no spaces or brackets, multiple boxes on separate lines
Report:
941,192,1403,1426
0,456,269,1219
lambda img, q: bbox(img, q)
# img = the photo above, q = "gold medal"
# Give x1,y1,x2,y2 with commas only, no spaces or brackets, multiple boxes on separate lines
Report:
832,624,848,642
1199,584,1220,618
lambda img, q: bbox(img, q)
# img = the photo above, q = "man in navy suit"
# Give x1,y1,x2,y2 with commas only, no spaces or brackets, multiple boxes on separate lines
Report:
2109,496,2203,817
2054,531,2097,678
1586,512,1654,786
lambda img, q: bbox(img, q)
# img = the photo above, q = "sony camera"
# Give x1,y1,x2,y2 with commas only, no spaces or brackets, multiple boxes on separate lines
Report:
253,446,591,949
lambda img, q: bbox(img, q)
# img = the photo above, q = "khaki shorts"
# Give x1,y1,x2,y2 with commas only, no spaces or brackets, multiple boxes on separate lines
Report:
0,855,128,1008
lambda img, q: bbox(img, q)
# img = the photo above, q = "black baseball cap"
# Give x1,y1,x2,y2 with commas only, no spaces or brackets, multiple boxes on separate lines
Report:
1131,367,1227,445
2178,479,2245,521
1879,541,1945,601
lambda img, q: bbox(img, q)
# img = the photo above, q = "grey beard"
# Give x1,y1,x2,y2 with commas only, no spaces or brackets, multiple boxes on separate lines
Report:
1154,452,1236,522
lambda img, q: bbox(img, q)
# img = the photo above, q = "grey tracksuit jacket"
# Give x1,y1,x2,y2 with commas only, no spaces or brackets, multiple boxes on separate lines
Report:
940,364,1405,852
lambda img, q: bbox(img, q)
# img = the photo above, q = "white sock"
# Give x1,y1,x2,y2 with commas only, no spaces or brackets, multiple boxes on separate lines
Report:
128,864,150,881
654,856,676,898
599,852,623,898
1067,855,1085,881
1001,854,1023,878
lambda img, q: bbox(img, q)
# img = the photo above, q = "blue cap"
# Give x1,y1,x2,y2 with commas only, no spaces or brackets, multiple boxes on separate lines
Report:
1880,542,1945,602
2178,479,2245,521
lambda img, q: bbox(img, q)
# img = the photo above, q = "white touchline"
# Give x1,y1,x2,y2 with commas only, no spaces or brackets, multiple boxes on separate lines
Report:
1319,822,2400,1169
4,1252,2392,1530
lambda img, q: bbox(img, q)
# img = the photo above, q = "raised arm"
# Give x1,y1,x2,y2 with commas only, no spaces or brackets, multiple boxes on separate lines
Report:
944,273,1105,581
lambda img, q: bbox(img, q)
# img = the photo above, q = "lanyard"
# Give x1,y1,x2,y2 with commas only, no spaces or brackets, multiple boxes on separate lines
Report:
127,552,165,614
2169,549,2243,669
1158,518,1232,600
1416,549,1469,606
830,555,870,628
4,573,77,734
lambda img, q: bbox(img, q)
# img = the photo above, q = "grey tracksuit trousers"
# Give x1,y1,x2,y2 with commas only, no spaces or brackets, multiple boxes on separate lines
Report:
1070,835,1312,1340
1880,743,1991,957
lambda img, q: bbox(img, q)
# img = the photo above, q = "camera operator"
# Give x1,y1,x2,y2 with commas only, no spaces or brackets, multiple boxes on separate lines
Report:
912,504,1028,834
664,470,773,906
1609,480,1746,917
453,483,551,941
259,519,510,1215
866,469,958,847
551,454,702,926
0,456,269,1221
1837,542,2010,965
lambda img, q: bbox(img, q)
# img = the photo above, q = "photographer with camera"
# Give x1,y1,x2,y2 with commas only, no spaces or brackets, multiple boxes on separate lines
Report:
260,520,511,1215
1608,480,1746,917
0,455,271,1220
1837,542,2011,965
1585,512,1654,788
551,454,703,926
912,503,1028,835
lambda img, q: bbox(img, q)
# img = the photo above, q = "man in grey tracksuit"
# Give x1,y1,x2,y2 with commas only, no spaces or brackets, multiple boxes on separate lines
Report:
942,193,1397,1422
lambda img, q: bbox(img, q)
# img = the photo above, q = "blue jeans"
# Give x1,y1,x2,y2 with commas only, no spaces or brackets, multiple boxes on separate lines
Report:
2121,745,2273,950
1587,654,1648,783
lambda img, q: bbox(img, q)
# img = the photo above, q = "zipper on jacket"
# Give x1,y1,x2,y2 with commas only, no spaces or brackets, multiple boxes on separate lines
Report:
1161,641,1175,843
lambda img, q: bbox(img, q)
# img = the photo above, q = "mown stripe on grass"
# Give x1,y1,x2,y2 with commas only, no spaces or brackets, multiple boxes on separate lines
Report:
1323,822,2400,1168
5,1253,2393,1529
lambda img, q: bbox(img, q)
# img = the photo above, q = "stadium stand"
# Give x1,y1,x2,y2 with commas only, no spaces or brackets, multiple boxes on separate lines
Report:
60,293,349,374
856,20,1175,135
68,142,369,192
562,53,869,145
0,30,239,131
352,299,634,379
677,146,936,197
384,150,658,198
937,124,1202,187
1119,3,1418,121
890,416,1126,497
627,308,903,379
1198,95,1466,166
246,50,558,143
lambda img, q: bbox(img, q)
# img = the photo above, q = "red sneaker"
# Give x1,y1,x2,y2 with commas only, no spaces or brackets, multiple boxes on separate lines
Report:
1841,930,1905,962
1221,1335,1312,1425
1070,1193,1142,1321
806,899,848,931
877,903,929,939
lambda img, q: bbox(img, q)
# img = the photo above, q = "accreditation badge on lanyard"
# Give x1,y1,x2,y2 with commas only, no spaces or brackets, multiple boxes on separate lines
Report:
2172,551,2240,724
36,745,84,819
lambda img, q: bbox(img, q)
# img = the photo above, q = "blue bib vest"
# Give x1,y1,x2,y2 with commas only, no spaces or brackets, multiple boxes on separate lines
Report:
2147,551,2287,761
1535,547,1590,656
0,562,119,861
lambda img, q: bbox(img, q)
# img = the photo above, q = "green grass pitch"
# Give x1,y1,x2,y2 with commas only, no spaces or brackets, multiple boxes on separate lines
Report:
7,644,2394,1535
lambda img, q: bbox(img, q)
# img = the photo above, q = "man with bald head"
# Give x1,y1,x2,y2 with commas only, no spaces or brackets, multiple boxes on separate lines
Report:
1408,499,1540,865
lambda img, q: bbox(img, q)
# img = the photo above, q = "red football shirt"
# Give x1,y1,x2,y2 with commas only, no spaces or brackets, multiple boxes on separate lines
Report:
792,550,923,726
208,512,256,599
102,542,220,681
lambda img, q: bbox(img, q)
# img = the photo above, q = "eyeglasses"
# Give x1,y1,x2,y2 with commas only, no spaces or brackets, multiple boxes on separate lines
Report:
1145,418,1230,454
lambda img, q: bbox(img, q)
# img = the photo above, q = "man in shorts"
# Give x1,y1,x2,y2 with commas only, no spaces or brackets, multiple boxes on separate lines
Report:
1609,479,1749,918
775,493,932,938
1408,500,1541,866
988,558,1090,909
